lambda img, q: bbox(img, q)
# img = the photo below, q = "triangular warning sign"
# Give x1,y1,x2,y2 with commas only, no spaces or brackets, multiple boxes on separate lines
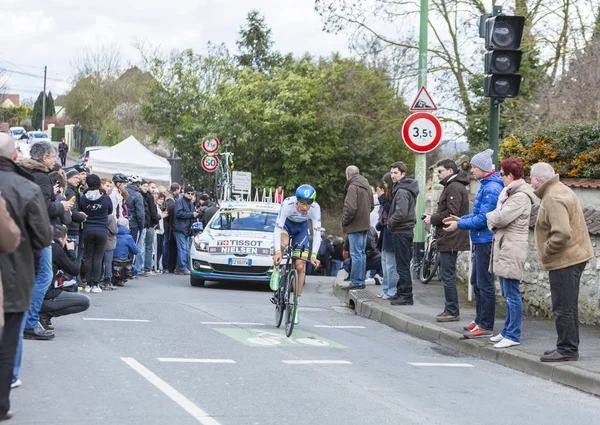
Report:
410,86,437,111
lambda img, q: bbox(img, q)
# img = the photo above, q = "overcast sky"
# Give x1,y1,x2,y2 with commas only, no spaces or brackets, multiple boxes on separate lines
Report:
1,0,350,101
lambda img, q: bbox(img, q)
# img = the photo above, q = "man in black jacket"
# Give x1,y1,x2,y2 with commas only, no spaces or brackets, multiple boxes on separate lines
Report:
0,133,53,420
64,169,87,256
424,159,470,322
141,181,159,275
388,161,419,306
40,226,90,330
173,186,199,275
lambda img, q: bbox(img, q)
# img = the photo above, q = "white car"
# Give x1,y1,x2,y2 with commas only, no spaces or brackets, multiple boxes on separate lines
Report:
9,127,26,141
190,201,280,287
27,131,51,144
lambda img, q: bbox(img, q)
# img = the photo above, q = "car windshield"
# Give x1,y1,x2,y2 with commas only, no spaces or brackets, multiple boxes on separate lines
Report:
12,129,24,135
210,209,277,232
32,133,47,138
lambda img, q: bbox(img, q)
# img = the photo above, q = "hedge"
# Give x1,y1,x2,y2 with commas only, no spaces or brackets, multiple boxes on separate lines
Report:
499,123,600,178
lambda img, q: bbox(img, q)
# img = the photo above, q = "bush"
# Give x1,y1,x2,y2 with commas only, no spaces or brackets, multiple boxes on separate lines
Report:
500,122,600,178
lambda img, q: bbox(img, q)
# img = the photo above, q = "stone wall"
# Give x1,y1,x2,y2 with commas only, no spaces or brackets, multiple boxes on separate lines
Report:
425,173,600,325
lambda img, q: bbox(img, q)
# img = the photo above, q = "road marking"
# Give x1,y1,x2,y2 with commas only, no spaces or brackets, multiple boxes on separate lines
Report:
313,325,366,329
84,318,150,322
201,322,265,326
121,357,221,425
158,358,236,364
282,360,352,365
408,363,474,368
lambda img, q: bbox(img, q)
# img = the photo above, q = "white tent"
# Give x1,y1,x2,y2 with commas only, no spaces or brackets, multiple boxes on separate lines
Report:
87,136,171,185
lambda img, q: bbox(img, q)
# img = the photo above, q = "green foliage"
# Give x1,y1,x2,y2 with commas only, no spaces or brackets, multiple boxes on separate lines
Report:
236,10,282,72
100,118,123,146
500,122,600,178
46,91,56,117
0,106,32,124
31,91,57,130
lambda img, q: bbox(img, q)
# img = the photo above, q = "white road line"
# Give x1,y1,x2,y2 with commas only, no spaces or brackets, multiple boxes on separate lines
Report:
200,322,265,326
84,318,150,322
121,357,221,425
408,363,474,368
282,360,352,365
158,358,236,364
313,325,366,329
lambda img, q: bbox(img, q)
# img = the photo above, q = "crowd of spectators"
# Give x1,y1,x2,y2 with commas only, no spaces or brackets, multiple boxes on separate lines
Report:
0,136,216,420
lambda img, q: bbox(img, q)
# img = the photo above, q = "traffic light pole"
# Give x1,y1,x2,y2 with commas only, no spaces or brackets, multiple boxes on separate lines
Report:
414,0,428,254
488,5,503,170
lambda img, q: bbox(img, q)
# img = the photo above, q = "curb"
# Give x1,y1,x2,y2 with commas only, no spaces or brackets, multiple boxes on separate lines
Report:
333,284,600,397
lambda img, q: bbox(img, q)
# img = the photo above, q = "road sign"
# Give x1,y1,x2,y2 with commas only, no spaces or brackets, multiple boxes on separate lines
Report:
232,171,251,193
402,112,442,153
201,137,220,154
410,86,437,111
201,155,219,172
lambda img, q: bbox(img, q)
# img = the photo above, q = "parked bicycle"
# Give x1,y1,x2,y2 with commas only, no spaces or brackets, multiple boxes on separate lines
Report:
419,213,440,284
271,244,307,337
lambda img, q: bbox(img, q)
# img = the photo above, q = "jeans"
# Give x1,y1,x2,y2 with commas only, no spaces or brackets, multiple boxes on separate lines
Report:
330,259,342,277
348,232,368,286
499,277,522,342
25,246,52,329
392,233,413,299
144,227,155,271
439,251,460,316
156,233,164,271
549,261,587,356
381,250,398,297
103,249,115,281
0,313,25,415
471,243,495,331
174,231,191,272
83,230,108,286
162,227,170,270
133,227,147,274
41,292,91,318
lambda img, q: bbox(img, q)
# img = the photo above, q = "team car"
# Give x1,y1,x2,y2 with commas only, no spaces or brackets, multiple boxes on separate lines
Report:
189,201,280,287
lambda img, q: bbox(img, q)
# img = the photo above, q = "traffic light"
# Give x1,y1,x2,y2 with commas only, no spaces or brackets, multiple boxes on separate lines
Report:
481,15,525,99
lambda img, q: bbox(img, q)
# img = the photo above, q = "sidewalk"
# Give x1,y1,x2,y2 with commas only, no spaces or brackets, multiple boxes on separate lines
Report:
332,274,600,396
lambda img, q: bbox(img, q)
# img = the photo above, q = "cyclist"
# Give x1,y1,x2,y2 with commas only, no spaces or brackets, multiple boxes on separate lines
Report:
273,184,322,324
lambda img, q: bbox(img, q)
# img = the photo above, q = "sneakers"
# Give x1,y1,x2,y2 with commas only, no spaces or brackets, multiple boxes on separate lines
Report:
175,269,190,276
39,314,54,331
24,325,55,340
464,327,493,339
463,321,477,331
390,297,413,306
490,333,504,343
84,286,92,293
373,276,382,286
91,285,102,293
493,337,520,349
436,313,460,322
10,379,21,389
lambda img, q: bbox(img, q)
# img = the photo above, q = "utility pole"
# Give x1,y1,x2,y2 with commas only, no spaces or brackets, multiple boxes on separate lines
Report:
413,0,428,257
41,66,47,132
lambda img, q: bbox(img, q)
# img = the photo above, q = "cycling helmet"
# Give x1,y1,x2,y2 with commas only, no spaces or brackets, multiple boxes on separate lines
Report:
112,173,128,183
129,174,142,184
295,184,317,201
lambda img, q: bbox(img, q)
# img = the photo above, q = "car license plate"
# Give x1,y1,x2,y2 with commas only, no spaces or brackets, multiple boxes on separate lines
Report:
229,258,251,266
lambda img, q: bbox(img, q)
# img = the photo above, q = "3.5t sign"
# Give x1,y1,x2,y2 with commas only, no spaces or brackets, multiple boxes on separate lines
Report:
401,112,443,153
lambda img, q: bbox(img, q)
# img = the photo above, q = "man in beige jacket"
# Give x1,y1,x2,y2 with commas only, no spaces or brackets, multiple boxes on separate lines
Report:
530,163,593,362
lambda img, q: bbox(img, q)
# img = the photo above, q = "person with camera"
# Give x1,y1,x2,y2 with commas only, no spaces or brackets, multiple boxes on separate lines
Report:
39,226,90,331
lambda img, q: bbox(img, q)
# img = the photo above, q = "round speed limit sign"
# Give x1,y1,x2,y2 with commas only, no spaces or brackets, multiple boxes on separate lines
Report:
201,155,219,172
201,137,220,154
401,112,442,153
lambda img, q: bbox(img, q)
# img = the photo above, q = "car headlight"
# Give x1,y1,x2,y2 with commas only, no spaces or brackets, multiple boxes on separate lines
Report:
194,238,208,252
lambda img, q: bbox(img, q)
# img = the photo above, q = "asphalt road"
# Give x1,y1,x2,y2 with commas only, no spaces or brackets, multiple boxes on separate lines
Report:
10,274,600,425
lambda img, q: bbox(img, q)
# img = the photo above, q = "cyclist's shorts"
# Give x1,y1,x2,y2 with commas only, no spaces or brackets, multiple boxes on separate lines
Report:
282,219,309,258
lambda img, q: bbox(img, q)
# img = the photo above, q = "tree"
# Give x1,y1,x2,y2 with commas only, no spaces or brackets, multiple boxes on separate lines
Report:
236,10,284,72
31,91,58,130
46,91,56,117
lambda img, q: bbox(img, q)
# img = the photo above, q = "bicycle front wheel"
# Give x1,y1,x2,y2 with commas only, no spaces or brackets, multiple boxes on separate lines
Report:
419,243,438,284
284,270,298,337
274,274,286,328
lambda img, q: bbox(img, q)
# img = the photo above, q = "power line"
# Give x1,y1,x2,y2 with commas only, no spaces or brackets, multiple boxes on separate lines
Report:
0,67,69,83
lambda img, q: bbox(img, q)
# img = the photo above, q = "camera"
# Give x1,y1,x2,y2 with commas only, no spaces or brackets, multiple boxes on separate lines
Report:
420,213,427,221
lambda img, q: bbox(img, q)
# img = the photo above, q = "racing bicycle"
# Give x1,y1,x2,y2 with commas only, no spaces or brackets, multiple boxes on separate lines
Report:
272,244,306,337
213,151,234,202
419,215,440,284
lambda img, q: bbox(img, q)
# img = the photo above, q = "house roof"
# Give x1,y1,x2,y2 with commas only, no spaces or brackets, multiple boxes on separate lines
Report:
0,94,20,107
54,95,65,107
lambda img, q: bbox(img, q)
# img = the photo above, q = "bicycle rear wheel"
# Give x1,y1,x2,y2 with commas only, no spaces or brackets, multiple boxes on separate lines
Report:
274,273,286,328
284,270,298,337
419,243,438,284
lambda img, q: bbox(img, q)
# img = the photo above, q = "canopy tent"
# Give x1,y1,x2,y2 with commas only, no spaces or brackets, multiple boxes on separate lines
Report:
87,136,171,186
